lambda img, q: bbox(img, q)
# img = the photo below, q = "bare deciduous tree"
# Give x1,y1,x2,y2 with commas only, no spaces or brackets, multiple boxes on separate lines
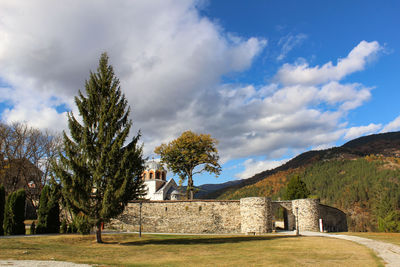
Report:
0,122,62,210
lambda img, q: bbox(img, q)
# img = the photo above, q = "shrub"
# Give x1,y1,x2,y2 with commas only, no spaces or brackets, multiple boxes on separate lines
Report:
60,219,68,234
3,193,15,234
36,186,49,234
30,221,36,235
378,211,400,232
36,184,60,234
0,185,5,235
3,189,26,235
64,213,91,235
73,213,92,235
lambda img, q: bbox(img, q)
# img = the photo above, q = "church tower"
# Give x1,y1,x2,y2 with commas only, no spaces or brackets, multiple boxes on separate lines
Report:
141,159,181,200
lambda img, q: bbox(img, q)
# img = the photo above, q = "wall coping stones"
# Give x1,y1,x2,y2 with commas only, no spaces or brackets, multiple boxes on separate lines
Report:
128,199,240,203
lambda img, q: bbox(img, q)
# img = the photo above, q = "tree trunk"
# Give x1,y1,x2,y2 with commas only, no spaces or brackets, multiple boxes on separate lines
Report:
96,222,103,243
188,176,194,200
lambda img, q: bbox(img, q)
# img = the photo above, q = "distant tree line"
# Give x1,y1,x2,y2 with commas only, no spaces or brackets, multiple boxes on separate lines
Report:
299,157,400,232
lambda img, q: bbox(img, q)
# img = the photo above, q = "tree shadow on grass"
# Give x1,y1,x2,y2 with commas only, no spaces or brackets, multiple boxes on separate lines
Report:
118,235,297,246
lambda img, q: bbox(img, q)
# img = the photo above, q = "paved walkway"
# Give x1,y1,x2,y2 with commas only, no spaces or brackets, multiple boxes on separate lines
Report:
302,231,400,267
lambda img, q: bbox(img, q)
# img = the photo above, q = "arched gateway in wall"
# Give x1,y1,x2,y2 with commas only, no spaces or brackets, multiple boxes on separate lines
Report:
110,197,347,234
271,201,296,231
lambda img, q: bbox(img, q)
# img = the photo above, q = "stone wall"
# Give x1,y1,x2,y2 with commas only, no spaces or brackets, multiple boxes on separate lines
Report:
319,204,348,232
108,197,346,234
292,199,320,232
109,200,241,234
240,197,272,234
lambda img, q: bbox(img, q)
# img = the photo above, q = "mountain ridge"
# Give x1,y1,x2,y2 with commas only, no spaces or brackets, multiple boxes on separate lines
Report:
198,131,400,199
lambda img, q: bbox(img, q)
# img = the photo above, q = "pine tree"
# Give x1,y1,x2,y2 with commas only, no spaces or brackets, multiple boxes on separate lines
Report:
53,53,144,243
0,185,5,235
284,175,310,200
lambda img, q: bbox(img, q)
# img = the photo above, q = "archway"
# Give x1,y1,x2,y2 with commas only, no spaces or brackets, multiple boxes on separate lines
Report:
271,201,295,231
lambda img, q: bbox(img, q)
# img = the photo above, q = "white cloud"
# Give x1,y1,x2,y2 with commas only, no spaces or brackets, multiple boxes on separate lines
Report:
277,33,307,61
0,0,266,135
318,81,372,111
276,41,381,86
381,116,400,133
344,123,382,140
235,158,288,179
0,1,384,180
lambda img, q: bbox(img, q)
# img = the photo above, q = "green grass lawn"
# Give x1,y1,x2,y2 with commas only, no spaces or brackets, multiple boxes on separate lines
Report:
0,233,383,267
343,232,400,247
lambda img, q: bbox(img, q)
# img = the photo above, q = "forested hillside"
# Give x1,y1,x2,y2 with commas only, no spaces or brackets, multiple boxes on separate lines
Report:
205,132,400,232
218,156,400,231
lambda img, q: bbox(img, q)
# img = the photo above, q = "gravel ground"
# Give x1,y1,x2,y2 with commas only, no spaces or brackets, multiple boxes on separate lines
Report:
302,231,400,267
0,260,91,267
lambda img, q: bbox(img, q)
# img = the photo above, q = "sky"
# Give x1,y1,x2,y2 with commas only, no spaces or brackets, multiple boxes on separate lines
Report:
0,0,399,185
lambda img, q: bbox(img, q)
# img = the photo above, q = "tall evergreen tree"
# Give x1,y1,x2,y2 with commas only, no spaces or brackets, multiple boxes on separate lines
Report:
0,185,5,235
53,53,144,243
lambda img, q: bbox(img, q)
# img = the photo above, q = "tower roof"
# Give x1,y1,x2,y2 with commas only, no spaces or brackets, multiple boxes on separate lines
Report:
145,159,166,172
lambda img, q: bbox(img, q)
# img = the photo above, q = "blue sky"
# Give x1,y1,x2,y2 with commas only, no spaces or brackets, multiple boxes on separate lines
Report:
0,0,399,185
204,0,400,125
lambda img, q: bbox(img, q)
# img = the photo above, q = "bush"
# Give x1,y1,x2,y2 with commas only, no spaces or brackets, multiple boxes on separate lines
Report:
64,213,92,235
67,222,77,233
3,189,26,235
0,185,5,235
30,221,36,235
73,213,92,235
35,186,49,234
3,193,15,234
60,219,68,234
378,211,400,232
36,184,60,234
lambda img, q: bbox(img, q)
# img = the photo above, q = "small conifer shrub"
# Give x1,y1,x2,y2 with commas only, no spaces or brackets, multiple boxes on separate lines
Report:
3,189,26,235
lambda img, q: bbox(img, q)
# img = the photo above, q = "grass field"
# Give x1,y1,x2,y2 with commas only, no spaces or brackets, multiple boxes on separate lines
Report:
0,233,384,266
344,232,400,246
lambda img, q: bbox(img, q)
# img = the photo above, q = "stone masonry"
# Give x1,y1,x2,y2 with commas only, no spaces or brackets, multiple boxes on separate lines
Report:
292,199,320,232
110,200,241,234
240,197,272,234
109,197,347,234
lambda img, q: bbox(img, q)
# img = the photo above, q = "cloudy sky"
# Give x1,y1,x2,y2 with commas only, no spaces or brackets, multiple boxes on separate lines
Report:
1,0,399,184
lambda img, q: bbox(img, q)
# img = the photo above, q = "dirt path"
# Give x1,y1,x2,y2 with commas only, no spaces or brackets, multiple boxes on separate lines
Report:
302,231,400,267
0,260,91,267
